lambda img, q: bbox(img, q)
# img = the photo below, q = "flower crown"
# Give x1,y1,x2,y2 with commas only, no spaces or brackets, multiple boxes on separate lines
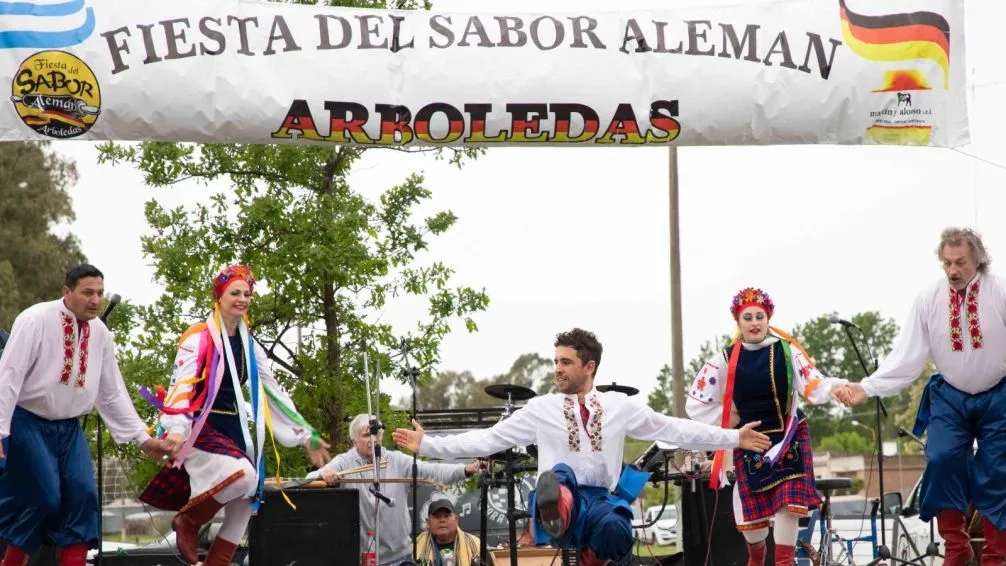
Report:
213,265,256,300
730,287,774,320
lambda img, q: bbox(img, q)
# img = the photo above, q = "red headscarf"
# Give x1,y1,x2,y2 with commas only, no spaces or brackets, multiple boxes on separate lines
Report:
213,265,256,301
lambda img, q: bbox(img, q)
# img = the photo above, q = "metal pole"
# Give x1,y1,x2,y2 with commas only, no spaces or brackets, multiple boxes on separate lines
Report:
96,417,103,566
668,145,688,553
669,146,685,420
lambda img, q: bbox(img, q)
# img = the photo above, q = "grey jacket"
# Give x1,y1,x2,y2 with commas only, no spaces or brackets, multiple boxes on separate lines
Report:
307,447,468,562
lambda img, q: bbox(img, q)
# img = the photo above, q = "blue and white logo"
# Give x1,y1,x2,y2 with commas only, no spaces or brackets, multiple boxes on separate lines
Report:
0,0,95,50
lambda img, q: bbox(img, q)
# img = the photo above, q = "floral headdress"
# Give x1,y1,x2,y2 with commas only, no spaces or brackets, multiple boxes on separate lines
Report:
213,265,256,301
730,287,774,320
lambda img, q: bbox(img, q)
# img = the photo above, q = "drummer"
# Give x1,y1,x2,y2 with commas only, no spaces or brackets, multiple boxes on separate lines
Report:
308,413,480,566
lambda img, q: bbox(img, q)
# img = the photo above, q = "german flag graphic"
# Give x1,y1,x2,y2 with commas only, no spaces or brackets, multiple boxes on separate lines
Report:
873,70,931,92
839,0,950,88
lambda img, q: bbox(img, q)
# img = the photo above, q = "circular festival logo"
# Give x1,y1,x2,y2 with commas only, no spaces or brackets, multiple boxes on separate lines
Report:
11,50,101,139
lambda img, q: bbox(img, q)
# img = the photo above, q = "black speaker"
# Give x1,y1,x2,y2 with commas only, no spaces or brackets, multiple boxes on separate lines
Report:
679,480,775,566
248,487,359,566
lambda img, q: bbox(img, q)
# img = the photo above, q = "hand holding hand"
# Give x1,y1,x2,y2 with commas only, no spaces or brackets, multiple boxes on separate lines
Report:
738,421,772,453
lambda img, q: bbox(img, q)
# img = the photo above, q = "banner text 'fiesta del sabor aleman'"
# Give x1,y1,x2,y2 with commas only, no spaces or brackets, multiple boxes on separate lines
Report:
1,0,969,147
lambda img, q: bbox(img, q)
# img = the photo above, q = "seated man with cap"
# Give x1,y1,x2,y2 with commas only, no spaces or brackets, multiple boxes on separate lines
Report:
414,498,480,566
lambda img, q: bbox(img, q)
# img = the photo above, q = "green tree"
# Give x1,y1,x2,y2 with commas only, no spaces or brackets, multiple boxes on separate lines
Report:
818,430,874,454
413,369,477,410
96,56,488,485
0,142,86,328
647,364,675,415
791,312,903,444
417,352,553,410
649,336,730,415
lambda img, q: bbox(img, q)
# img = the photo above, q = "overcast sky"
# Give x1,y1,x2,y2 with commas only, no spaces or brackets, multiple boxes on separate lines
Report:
46,0,1006,408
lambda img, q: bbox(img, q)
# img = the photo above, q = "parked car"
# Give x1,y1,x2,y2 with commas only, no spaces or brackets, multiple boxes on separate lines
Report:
641,504,678,546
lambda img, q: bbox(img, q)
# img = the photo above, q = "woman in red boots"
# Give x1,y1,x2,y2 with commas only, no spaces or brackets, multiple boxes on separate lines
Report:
139,265,330,565
686,288,849,566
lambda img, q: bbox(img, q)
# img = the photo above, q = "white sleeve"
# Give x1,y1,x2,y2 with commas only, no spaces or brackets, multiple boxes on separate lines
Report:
790,346,848,406
255,341,317,448
0,312,41,438
627,404,739,450
861,294,931,398
159,334,202,440
685,353,728,426
420,402,538,460
95,335,152,445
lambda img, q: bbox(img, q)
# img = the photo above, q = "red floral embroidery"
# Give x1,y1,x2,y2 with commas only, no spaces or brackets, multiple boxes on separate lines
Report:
76,322,90,388
949,282,983,352
967,281,983,350
60,313,74,385
587,396,604,452
696,376,706,391
563,398,580,452
59,313,89,388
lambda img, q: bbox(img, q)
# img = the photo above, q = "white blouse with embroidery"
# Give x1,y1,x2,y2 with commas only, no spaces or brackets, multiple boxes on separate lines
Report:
862,272,1006,397
685,336,847,428
419,386,739,490
0,299,150,445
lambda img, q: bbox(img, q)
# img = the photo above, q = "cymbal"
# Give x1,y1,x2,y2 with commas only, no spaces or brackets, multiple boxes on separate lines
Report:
485,383,536,401
597,382,639,396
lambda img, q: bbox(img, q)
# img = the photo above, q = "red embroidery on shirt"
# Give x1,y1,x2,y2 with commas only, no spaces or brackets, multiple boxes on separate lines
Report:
949,282,983,352
60,313,74,385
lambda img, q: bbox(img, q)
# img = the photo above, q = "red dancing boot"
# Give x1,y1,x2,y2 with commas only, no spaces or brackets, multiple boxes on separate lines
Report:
774,544,796,566
57,544,87,566
172,497,224,564
938,510,975,566
1,545,28,566
748,540,768,566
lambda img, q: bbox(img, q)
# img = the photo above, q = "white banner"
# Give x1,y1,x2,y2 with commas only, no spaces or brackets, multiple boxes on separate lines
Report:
1,0,969,147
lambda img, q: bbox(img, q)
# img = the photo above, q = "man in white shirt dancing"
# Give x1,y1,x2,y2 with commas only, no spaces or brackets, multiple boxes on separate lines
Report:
0,265,169,566
394,328,770,565
837,227,1006,566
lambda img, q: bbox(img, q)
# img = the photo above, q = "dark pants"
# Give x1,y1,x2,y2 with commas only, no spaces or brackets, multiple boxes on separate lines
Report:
0,407,98,553
918,375,1006,529
530,463,634,564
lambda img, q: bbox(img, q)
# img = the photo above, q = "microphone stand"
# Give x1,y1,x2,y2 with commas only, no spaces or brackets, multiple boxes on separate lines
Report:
399,339,421,561
93,297,118,566
840,323,917,566
897,428,942,562
364,353,393,566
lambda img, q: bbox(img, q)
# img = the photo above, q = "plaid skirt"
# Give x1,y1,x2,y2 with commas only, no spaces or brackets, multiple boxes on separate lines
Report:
734,421,821,524
138,422,249,512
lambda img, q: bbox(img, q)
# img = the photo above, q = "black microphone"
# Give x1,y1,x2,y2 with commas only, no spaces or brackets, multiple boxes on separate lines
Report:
100,294,121,323
828,314,862,330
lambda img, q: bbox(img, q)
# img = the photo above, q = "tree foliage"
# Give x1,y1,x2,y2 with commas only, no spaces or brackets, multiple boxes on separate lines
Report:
791,311,907,447
0,142,85,328
414,352,554,409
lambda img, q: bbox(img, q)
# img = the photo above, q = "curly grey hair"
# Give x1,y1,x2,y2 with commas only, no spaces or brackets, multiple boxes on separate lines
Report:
937,227,991,272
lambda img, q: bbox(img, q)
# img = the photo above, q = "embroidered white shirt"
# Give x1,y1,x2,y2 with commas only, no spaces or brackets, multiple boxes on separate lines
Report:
0,299,150,444
862,272,1006,397
419,386,739,490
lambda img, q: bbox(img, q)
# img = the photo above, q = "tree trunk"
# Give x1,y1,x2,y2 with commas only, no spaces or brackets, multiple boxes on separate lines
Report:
322,278,346,450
